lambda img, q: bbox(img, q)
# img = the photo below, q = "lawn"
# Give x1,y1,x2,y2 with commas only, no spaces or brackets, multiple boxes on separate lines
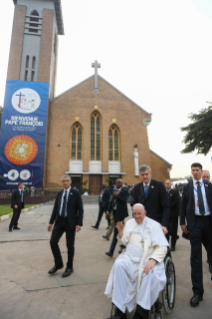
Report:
0,205,35,217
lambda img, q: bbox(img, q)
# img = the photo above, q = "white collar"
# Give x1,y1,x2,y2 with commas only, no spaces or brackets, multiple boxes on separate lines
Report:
63,186,71,194
143,180,151,187
193,178,203,185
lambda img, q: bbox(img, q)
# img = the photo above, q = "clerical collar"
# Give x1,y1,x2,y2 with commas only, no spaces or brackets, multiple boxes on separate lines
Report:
143,180,151,187
193,178,203,184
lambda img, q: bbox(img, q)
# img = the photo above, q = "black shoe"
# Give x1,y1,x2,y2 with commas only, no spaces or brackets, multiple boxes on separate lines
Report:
105,251,113,257
209,264,212,273
118,245,126,254
107,308,127,319
190,294,203,307
91,225,98,229
170,246,175,251
102,235,110,241
13,227,20,230
62,267,74,278
48,265,63,274
9,228,12,232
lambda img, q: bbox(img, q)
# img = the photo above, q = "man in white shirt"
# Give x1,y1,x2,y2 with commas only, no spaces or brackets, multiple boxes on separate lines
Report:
180,163,212,307
105,203,168,319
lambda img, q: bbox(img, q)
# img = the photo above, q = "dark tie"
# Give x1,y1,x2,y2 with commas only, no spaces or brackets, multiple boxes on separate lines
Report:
61,191,68,217
21,191,23,202
197,182,205,215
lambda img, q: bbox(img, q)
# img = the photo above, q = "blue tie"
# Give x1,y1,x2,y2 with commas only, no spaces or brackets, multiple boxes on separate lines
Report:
197,182,205,215
61,191,67,217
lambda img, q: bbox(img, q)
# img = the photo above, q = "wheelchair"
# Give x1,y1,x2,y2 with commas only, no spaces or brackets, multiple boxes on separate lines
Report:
109,250,176,319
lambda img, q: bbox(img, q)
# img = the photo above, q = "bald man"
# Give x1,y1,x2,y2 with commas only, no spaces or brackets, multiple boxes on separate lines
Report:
165,180,180,251
202,170,210,182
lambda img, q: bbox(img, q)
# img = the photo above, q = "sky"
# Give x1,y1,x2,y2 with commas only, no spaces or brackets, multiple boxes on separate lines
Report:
0,0,212,179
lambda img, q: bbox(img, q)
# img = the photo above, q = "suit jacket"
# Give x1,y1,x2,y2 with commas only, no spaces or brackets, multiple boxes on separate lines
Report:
167,188,180,217
131,179,169,228
108,187,129,223
49,188,84,230
11,189,24,209
99,188,111,207
180,180,212,230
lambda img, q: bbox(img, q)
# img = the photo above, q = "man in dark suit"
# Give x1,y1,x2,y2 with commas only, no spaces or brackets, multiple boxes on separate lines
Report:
48,175,83,278
180,163,212,307
165,179,180,251
9,182,25,232
105,179,128,257
91,183,111,229
131,165,169,235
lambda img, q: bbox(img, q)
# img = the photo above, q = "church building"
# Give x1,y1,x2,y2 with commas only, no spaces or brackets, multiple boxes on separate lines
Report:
6,0,171,194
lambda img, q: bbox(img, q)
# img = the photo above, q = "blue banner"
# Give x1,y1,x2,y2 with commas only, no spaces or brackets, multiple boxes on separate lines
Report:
0,80,49,190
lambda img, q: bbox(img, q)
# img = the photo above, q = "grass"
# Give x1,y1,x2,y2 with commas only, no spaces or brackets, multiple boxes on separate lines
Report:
0,205,35,217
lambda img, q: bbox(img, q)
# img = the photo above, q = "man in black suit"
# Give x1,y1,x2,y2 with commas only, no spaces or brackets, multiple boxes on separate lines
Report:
48,175,83,278
131,165,169,235
9,182,24,232
105,179,128,257
91,183,111,229
165,179,180,251
180,163,212,307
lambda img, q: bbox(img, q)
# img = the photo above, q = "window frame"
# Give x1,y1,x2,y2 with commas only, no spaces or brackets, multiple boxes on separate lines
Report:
90,112,102,161
108,125,120,161
70,123,83,160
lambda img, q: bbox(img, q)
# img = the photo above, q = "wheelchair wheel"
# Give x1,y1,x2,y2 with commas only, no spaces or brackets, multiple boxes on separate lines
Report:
148,306,163,319
162,256,176,314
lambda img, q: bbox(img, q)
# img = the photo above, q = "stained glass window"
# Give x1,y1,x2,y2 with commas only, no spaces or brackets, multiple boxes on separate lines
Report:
90,113,101,160
109,126,120,161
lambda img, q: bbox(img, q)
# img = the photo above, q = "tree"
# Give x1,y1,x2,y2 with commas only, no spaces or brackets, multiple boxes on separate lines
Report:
0,106,2,133
181,102,212,155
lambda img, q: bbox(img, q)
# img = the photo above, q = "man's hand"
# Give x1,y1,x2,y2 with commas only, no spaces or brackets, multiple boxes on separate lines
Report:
48,224,52,232
113,191,119,196
144,259,157,274
14,205,18,209
162,226,168,235
76,225,81,232
181,225,188,234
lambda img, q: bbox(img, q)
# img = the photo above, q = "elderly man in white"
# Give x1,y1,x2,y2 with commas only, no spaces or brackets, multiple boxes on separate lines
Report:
105,203,168,319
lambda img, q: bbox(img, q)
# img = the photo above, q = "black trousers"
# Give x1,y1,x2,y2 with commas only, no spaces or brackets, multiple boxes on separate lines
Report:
190,216,212,295
50,217,76,269
9,206,22,228
109,211,125,254
167,216,179,247
95,204,109,228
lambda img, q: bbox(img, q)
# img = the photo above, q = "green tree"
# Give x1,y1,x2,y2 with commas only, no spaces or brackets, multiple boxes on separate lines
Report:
181,102,212,155
0,106,3,133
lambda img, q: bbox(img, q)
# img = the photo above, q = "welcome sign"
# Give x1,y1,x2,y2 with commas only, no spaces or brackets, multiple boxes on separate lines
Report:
0,80,49,190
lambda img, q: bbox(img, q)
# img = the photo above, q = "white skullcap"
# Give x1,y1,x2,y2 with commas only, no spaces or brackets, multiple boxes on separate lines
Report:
133,203,145,211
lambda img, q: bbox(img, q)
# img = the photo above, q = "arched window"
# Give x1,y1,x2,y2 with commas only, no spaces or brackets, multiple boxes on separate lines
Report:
90,112,101,160
109,125,120,161
71,123,83,160
32,56,36,69
25,56,29,69
29,10,39,33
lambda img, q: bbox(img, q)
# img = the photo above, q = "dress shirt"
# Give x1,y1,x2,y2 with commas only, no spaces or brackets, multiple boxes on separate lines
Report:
143,180,151,189
59,187,71,217
193,179,210,216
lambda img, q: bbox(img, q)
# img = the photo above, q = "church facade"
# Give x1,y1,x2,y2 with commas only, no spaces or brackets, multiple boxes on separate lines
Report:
5,0,171,194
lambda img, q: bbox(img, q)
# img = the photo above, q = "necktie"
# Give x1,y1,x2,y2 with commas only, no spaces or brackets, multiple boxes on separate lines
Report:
197,182,205,215
21,191,23,202
144,185,148,198
61,191,68,217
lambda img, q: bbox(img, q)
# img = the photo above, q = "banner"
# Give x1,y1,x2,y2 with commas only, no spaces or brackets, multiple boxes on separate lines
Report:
0,80,49,190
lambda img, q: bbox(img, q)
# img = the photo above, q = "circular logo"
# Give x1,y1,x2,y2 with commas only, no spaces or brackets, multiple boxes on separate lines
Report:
7,169,19,181
12,88,41,114
4,135,38,165
20,169,31,181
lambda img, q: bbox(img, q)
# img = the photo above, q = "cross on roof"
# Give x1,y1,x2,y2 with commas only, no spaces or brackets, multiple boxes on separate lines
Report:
92,60,101,94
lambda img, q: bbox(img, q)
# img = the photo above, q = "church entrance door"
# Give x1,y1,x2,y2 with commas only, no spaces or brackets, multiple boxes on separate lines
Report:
89,175,102,195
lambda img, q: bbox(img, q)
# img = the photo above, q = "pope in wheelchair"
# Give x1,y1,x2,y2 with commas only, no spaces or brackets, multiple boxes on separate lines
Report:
105,203,169,319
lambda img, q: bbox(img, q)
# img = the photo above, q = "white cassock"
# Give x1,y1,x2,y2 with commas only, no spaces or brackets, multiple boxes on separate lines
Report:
105,217,169,313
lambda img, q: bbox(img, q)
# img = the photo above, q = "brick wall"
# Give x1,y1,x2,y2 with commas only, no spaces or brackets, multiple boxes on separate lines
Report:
150,151,171,182
7,5,27,80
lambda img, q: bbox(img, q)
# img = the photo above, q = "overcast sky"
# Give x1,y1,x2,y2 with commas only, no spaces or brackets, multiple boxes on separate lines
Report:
1,0,212,179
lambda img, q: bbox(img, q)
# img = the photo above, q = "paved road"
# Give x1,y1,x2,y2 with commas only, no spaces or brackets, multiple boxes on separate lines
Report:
0,203,212,319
